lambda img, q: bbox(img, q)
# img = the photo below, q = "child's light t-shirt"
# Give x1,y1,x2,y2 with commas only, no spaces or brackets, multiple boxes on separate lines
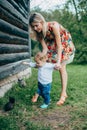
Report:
29,62,55,84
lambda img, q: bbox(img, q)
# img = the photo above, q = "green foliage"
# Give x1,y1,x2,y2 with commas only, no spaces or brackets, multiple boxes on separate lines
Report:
31,39,42,56
0,116,19,130
75,44,87,64
25,121,50,130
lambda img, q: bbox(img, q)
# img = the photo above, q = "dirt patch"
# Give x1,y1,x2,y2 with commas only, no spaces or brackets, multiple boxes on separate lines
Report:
30,105,72,130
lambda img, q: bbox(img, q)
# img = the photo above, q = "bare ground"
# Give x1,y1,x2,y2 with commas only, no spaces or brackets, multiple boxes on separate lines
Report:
29,105,72,130
0,105,74,130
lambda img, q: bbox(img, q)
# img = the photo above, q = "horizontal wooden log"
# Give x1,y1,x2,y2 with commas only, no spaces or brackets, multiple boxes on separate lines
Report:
0,0,28,24
0,6,28,31
18,3,28,17
7,0,28,18
0,19,28,38
0,59,30,80
22,0,28,11
14,0,29,11
0,52,30,66
0,44,29,54
0,32,28,45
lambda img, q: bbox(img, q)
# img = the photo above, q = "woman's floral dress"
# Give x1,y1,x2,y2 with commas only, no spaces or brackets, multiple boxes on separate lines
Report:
45,22,75,64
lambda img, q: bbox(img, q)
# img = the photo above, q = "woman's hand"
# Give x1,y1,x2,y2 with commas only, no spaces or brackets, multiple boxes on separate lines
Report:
54,62,61,70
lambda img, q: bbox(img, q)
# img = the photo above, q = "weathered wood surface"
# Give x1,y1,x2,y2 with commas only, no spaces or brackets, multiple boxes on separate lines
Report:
0,52,30,66
0,0,30,80
0,19,28,38
0,59,30,80
0,0,28,24
7,0,28,18
0,32,28,45
0,44,29,54
0,6,28,31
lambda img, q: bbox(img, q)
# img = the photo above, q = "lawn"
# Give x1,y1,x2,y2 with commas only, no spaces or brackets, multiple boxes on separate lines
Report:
0,64,87,130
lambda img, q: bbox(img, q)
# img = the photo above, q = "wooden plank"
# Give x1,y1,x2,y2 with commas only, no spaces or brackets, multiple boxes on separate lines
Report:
14,0,28,11
22,0,28,11
7,0,28,18
0,32,28,45
0,19,28,38
18,3,28,17
0,59,30,80
0,0,30,81
0,0,28,24
0,52,30,66
0,44,29,54
0,6,28,31
14,0,28,10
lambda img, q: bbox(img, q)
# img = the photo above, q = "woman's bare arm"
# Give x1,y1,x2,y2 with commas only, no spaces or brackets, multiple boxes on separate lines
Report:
40,39,48,55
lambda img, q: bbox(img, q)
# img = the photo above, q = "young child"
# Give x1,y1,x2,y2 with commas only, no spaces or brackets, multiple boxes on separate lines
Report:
22,52,56,109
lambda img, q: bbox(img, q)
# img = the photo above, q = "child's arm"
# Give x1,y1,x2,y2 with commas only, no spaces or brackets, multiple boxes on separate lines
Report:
22,61,36,68
22,62,30,65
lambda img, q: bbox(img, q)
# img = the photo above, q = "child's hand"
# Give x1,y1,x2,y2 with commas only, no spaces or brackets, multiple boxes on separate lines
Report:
54,62,61,70
22,62,28,65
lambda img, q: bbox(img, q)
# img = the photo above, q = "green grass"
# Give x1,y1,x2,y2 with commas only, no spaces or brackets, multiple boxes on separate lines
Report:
0,64,87,130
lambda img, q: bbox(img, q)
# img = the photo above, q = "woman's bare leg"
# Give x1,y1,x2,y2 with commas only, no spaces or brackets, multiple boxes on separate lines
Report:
57,64,68,105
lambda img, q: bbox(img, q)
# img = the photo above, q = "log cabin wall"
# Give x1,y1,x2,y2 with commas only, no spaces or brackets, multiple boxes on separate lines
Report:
0,0,31,95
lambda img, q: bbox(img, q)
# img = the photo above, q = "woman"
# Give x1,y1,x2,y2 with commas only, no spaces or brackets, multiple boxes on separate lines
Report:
29,12,75,105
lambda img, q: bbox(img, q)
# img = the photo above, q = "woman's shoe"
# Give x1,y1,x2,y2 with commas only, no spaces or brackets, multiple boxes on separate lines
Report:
56,95,68,106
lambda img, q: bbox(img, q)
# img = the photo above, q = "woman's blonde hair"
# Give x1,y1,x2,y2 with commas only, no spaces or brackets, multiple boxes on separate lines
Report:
29,12,47,41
